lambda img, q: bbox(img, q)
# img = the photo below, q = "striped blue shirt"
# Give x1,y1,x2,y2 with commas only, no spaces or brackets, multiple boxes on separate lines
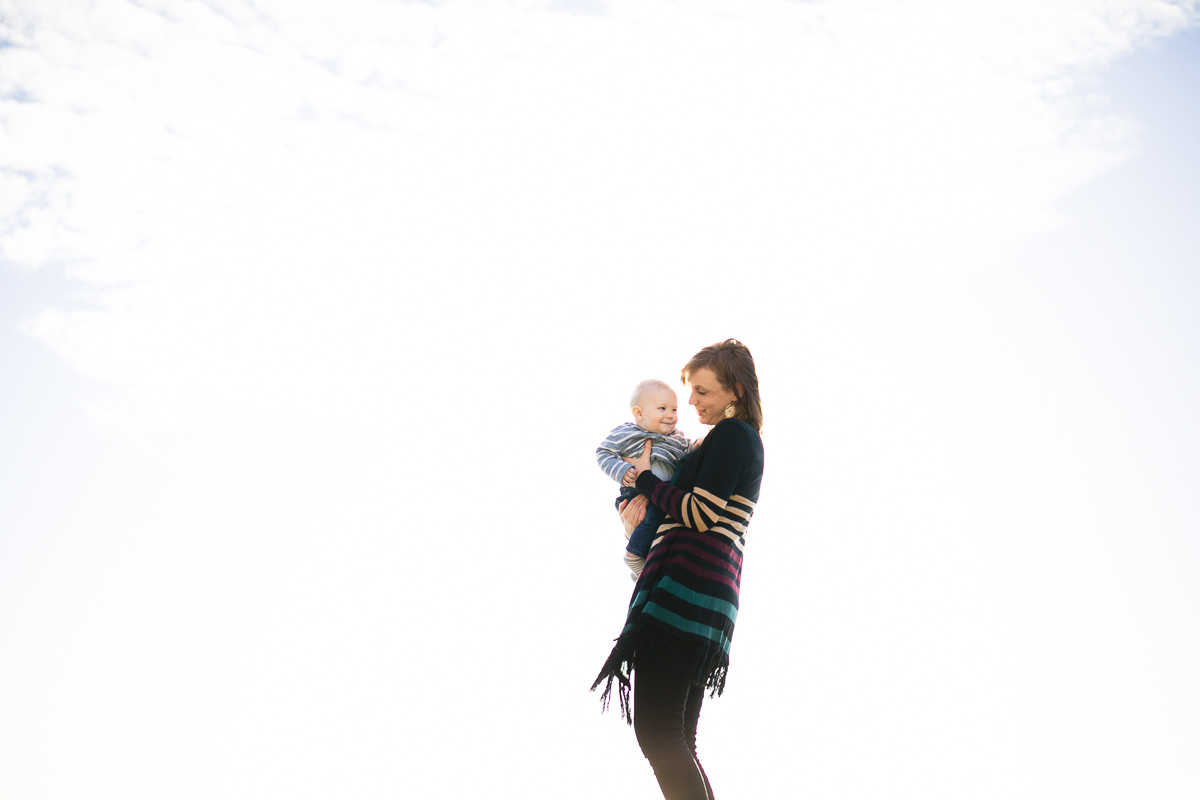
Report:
596,422,691,484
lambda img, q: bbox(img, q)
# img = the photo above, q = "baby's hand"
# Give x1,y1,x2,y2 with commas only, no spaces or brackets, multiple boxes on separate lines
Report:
621,468,637,487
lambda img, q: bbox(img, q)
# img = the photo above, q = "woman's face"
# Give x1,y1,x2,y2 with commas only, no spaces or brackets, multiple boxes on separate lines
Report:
688,366,738,426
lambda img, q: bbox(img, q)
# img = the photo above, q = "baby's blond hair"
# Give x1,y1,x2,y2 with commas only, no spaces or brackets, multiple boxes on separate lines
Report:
630,378,674,410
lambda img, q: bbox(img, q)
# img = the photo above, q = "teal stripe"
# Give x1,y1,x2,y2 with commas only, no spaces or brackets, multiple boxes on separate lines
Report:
620,590,649,634
642,602,731,654
657,576,739,624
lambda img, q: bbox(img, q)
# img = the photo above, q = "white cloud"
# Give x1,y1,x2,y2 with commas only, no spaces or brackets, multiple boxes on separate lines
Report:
2,2,1194,431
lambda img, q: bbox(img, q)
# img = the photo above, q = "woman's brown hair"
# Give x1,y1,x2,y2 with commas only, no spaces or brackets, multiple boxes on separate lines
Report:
681,338,763,432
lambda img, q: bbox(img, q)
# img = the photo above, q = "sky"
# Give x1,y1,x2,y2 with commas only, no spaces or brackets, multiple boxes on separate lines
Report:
1,1,1199,798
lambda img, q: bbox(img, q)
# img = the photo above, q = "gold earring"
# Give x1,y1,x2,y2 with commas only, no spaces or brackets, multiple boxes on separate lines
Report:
724,404,735,418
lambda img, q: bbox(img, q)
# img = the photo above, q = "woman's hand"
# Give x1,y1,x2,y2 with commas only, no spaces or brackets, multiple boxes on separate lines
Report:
617,494,649,539
621,440,653,481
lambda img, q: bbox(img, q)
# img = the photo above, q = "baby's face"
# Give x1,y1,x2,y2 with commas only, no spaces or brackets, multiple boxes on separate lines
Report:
633,388,679,434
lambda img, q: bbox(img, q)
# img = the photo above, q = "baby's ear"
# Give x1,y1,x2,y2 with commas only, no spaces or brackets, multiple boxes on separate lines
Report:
631,405,644,422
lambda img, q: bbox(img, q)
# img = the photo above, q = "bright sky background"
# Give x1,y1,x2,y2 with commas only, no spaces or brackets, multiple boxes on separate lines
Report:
2,1,1199,798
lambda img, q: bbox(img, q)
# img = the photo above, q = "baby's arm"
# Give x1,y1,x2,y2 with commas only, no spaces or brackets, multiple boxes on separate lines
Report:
597,424,638,484
597,447,634,485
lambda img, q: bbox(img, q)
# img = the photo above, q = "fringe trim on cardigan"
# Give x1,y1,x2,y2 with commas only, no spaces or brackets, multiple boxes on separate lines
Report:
590,620,730,724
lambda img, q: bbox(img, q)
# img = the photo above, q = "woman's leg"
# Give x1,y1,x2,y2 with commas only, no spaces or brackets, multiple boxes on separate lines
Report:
683,686,714,799
633,639,715,800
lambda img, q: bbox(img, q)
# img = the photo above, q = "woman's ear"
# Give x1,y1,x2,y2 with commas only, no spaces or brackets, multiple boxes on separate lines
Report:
735,383,746,401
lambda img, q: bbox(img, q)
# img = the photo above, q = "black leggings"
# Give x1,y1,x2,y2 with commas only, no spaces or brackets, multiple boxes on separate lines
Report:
633,638,716,800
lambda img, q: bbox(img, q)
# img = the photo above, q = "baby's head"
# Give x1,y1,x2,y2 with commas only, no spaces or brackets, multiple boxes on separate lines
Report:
630,379,679,435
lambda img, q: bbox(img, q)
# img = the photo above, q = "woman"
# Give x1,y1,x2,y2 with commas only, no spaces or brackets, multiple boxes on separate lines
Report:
593,339,765,800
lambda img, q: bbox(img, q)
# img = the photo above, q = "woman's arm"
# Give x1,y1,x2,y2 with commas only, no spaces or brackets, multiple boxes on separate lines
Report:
633,420,760,534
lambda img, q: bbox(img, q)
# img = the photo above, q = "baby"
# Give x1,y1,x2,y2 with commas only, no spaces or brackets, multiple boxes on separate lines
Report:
596,379,692,579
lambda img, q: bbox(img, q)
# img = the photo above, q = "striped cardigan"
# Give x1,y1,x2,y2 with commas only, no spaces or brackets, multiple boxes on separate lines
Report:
592,417,765,721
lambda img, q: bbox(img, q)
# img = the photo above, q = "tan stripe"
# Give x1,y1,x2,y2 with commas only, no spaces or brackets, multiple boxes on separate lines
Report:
725,505,751,521
711,526,746,551
718,516,747,533
694,486,729,510
654,521,746,552
656,511,750,549
729,494,757,510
